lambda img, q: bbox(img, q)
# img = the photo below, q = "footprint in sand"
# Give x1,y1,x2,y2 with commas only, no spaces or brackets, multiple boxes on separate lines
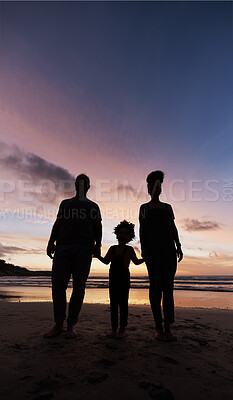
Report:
149,387,174,399
161,356,179,364
97,358,116,367
138,381,174,399
33,393,55,400
127,326,137,331
87,372,108,384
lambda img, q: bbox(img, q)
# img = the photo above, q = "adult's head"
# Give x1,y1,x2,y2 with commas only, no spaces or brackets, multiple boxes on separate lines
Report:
75,174,90,198
146,170,164,198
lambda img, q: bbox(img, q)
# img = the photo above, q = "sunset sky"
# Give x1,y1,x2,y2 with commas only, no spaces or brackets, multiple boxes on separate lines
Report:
0,1,233,275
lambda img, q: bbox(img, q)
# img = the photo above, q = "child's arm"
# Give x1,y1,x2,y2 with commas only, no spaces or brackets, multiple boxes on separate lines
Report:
129,247,144,265
97,247,113,265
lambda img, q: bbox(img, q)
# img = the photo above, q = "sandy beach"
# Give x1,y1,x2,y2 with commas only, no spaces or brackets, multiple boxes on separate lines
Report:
0,302,233,400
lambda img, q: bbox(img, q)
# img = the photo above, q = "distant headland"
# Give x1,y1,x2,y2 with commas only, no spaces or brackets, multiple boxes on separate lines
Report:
0,259,51,277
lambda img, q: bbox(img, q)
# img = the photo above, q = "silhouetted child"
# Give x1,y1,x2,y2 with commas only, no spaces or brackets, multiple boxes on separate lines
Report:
98,220,144,339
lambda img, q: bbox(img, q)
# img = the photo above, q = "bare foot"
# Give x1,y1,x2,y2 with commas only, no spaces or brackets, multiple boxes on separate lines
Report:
155,328,167,342
65,325,77,339
164,328,177,342
116,327,126,339
43,323,64,338
106,329,117,338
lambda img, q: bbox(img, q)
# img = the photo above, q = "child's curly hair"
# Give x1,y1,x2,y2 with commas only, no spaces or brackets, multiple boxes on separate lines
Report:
114,220,135,241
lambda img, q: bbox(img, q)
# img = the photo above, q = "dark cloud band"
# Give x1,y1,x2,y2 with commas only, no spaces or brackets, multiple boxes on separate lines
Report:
0,141,74,182
183,218,220,232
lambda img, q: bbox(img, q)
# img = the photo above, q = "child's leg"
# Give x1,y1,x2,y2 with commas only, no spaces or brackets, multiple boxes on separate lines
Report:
110,302,118,331
116,304,127,338
119,274,130,329
120,271,130,327
119,299,128,330
107,298,118,337
116,273,130,339
109,277,118,331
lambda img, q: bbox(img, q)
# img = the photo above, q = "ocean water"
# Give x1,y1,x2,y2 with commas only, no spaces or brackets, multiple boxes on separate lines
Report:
0,275,233,291
0,275,233,309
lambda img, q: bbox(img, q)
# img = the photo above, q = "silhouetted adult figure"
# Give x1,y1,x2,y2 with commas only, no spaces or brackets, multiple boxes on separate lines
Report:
139,171,183,341
44,174,102,339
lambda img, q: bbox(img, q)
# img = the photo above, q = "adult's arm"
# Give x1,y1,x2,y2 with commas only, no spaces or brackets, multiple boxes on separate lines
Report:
92,205,102,257
46,201,64,259
170,219,183,262
139,205,148,258
93,219,102,247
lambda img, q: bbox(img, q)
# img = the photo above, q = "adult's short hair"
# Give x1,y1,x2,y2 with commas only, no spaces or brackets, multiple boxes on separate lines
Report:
75,174,90,193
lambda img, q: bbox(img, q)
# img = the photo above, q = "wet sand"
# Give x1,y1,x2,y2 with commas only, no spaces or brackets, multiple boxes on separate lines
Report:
0,302,233,400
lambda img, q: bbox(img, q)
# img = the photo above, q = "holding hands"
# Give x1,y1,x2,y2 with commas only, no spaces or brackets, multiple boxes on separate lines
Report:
93,244,101,258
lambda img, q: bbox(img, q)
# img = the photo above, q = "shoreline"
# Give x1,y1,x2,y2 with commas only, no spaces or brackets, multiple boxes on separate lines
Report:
1,295,233,312
1,302,233,400
1,286,233,310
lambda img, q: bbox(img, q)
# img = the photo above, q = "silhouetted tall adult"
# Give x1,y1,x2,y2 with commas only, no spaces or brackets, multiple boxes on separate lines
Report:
139,171,183,341
44,174,102,339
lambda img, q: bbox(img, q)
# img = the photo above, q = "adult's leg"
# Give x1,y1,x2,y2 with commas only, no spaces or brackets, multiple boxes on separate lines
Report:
52,246,72,324
146,260,163,326
162,273,175,325
162,255,177,325
67,245,92,327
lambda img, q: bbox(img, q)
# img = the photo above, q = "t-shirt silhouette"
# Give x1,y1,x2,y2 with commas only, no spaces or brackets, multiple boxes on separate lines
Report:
55,196,101,246
139,202,175,252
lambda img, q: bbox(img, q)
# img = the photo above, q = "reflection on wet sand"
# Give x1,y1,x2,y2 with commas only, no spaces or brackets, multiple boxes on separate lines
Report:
0,287,233,309
0,292,21,299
